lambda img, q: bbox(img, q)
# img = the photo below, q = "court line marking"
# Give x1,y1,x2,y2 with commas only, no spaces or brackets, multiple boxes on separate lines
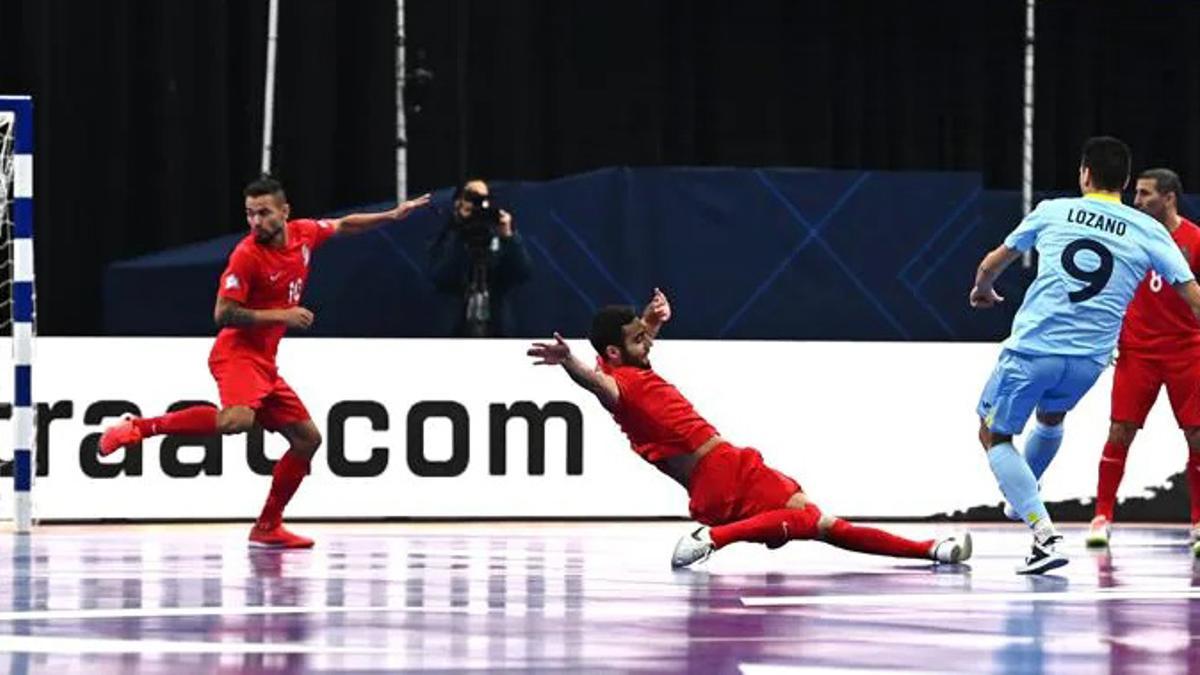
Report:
742,666,952,675
0,634,402,655
742,587,1200,607
0,606,390,622
0,601,692,622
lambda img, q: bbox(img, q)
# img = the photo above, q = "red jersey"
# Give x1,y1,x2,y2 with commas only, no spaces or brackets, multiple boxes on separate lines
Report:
210,219,336,365
599,359,719,463
1119,217,1200,355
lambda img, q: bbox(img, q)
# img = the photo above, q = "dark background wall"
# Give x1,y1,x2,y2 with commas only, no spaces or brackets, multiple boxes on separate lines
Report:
3,0,1200,335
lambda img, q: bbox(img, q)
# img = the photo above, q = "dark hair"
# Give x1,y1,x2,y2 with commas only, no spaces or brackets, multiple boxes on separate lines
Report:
243,174,287,201
1080,137,1131,192
452,178,488,201
589,305,637,355
1138,167,1183,202
434,178,490,245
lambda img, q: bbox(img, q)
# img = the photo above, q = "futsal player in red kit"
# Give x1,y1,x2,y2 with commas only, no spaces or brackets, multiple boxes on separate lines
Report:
1087,169,1200,551
528,289,972,568
99,175,431,548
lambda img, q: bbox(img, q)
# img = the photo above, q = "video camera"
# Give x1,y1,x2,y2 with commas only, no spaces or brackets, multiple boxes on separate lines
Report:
457,191,502,250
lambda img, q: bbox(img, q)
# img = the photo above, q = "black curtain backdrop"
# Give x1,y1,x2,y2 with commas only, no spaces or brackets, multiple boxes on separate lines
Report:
2,0,1200,334
0,0,397,335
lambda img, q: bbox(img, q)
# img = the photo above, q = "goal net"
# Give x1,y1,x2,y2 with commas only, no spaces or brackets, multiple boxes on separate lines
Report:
0,96,36,531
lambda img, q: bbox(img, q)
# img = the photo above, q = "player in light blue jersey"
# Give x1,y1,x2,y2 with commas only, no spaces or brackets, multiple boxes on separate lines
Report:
970,137,1200,574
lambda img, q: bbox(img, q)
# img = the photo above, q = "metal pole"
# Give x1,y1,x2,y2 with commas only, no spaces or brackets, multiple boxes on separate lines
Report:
396,0,407,201
261,0,281,174
1022,0,1036,268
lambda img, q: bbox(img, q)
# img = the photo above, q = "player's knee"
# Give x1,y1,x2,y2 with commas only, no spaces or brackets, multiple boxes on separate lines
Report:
301,429,323,454
977,419,991,451
816,514,838,539
1184,427,1200,451
1108,421,1138,447
982,428,1012,450
1036,411,1065,427
217,407,255,434
785,492,808,510
288,424,323,456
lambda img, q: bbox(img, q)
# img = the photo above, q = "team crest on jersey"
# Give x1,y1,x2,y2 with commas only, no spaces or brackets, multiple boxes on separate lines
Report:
302,244,311,267
224,274,240,290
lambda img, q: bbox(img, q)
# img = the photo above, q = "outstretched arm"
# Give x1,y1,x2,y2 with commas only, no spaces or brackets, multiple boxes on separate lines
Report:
970,245,1022,308
641,287,672,338
330,193,432,236
528,332,620,410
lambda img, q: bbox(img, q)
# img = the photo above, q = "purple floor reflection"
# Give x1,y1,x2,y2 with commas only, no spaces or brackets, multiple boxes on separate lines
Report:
0,522,1196,673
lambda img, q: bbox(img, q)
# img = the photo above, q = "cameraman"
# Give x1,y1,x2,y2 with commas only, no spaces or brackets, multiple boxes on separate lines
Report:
429,179,533,337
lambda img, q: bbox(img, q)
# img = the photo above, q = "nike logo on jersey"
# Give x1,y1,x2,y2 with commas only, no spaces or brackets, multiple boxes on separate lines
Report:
269,272,283,282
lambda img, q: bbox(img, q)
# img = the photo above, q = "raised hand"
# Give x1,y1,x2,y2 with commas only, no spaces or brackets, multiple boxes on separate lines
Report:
528,332,571,365
393,193,432,220
497,209,514,238
645,287,672,326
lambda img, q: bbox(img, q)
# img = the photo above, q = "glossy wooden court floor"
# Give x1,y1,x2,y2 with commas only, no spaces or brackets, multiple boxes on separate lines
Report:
0,522,1195,673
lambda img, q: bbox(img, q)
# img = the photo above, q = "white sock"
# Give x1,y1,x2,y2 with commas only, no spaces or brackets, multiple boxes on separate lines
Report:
1033,518,1057,543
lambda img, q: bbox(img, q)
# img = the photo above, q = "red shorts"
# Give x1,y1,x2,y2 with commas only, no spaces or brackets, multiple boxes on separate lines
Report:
208,356,311,432
1111,350,1200,428
686,443,803,526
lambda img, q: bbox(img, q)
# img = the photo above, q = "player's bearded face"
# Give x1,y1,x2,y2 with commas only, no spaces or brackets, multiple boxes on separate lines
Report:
245,194,289,245
619,320,653,369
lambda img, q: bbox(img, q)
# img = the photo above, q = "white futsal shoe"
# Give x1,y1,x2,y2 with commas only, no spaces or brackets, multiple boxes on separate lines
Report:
931,532,973,564
671,527,715,569
1017,532,1068,575
1085,516,1111,548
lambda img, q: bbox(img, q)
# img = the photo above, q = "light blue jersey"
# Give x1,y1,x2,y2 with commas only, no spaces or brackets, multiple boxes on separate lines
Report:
1002,193,1195,362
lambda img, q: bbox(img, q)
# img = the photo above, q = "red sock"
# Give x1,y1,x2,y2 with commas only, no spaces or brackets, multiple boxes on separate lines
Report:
709,505,821,549
1095,440,1129,521
133,406,218,437
824,519,934,559
257,449,311,529
1187,451,1200,525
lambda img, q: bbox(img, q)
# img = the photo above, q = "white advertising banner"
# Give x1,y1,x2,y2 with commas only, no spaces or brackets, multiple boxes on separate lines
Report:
0,338,1187,521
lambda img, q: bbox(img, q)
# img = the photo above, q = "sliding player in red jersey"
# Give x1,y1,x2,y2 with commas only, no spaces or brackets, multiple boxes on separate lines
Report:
528,289,971,568
1088,168,1200,552
99,175,431,548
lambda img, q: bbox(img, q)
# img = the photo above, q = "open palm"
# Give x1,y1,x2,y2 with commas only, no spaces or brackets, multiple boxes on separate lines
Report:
528,332,571,365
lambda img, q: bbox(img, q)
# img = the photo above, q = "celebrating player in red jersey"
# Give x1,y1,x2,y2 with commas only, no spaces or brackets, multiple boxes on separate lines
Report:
99,175,431,548
528,289,972,568
1088,168,1200,551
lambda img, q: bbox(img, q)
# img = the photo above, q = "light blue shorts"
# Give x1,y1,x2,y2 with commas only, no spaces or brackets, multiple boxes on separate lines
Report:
976,349,1106,436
